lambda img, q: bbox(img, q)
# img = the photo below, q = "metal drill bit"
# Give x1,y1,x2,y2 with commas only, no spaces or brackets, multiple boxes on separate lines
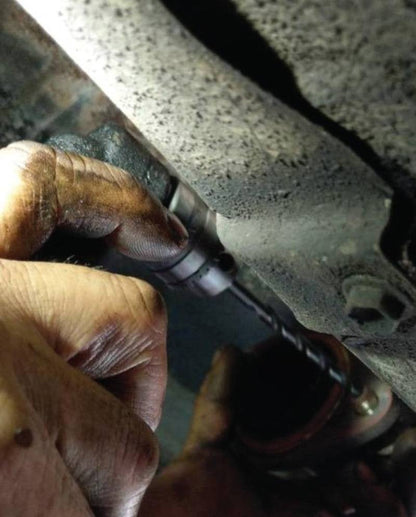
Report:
229,281,361,397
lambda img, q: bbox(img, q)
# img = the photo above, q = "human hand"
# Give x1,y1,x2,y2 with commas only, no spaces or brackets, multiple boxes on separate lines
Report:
0,141,188,516
140,345,409,517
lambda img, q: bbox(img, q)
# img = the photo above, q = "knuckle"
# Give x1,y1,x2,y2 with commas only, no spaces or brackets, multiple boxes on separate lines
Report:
0,146,29,209
4,142,55,183
0,142,57,258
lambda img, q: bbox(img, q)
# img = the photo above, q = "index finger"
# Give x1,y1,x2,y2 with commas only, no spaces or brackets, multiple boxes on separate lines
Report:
0,140,188,261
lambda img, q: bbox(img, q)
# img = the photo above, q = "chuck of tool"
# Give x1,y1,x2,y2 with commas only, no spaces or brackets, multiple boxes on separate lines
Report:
148,180,236,296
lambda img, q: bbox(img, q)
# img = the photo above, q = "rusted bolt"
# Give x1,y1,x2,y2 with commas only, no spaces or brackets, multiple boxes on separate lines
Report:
342,275,406,335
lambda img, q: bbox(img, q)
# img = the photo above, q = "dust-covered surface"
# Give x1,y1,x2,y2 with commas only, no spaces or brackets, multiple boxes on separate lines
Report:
12,0,416,409
233,0,416,186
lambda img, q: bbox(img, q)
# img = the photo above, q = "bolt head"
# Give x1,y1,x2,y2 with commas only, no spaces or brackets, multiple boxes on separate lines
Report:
343,276,406,335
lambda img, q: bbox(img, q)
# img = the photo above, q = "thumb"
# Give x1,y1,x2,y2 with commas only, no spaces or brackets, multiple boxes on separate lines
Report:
183,346,243,454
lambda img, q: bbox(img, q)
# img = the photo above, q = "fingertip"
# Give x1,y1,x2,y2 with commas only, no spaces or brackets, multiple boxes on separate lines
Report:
134,279,167,335
199,346,243,404
211,345,241,365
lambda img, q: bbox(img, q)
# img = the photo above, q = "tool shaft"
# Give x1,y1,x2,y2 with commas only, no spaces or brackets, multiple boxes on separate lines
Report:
230,281,360,397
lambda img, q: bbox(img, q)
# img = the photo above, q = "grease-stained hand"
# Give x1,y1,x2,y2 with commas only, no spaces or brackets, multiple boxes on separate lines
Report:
0,141,188,517
140,345,409,517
